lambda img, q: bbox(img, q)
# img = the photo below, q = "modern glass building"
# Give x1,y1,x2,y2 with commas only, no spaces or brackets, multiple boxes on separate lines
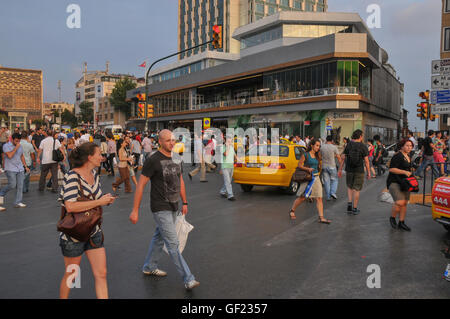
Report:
178,0,327,59
130,11,403,144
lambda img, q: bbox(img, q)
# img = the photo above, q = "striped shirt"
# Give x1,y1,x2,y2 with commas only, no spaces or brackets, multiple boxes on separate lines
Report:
59,170,103,242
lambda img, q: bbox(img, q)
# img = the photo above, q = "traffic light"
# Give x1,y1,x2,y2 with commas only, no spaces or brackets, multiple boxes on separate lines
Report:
417,104,424,119
136,93,146,101
212,25,223,49
430,113,439,122
419,90,430,101
147,104,154,118
137,103,144,118
421,102,429,119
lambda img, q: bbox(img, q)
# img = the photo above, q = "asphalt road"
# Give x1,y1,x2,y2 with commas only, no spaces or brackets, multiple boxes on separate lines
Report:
0,167,449,299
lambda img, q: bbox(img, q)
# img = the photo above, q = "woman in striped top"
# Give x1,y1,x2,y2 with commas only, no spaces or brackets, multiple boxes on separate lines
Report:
59,142,116,299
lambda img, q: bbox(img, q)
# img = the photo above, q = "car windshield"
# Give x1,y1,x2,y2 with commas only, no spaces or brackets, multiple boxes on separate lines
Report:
246,145,289,157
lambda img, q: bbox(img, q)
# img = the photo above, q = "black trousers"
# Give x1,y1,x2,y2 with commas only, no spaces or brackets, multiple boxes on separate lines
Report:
107,154,115,176
39,163,58,191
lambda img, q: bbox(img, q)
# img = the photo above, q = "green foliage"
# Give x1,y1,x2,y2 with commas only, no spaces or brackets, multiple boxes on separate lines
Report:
62,109,78,127
109,77,137,118
78,101,94,124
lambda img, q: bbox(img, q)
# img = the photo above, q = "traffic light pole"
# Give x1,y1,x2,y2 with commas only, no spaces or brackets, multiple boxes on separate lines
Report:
144,39,214,132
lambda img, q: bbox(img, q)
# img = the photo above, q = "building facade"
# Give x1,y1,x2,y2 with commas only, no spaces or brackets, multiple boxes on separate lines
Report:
178,0,327,59
75,62,137,128
0,66,43,130
43,102,74,117
130,12,403,144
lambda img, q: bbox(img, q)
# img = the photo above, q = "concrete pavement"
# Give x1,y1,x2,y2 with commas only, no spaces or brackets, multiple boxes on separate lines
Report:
0,168,449,299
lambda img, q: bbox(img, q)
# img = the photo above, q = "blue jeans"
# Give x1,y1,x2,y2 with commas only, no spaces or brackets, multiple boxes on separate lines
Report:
415,155,440,178
220,167,234,198
23,163,34,193
0,170,24,205
322,166,338,200
143,211,195,284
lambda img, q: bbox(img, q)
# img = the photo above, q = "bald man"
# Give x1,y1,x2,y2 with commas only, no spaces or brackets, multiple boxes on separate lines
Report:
129,129,200,290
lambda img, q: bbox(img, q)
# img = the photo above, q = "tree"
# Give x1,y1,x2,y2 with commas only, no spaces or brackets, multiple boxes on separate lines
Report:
109,77,137,118
62,109,78,127
78,101,94,124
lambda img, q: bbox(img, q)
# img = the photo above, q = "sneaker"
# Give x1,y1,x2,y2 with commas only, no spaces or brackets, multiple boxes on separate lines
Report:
331,194,338,200
0,206,6,212
142,269,167,277
14,203,26,208
228,196,236,201
352,208,361,215
220,193,227,198
185,280,200,290
347,203,353,214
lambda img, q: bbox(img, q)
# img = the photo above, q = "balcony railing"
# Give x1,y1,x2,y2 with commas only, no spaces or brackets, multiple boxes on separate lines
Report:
190,87,359,111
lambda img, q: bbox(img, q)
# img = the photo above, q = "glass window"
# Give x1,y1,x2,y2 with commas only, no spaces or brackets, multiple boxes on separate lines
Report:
345,61,352,87
256,2,265,13
445,28,450,52
293,0,302,9
280,0,289,7
337,61,345,87
351,61,359,88
446,0,450,12
268,5,276,15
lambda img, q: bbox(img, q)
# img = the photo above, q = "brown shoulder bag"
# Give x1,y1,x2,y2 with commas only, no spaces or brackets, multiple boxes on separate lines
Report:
57,174,103,244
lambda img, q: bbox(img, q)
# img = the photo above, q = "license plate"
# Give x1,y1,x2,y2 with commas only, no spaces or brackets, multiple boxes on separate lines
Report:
246,163,264,168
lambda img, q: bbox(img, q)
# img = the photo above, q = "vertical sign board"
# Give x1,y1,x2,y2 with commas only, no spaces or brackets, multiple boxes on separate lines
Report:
203,118,211,130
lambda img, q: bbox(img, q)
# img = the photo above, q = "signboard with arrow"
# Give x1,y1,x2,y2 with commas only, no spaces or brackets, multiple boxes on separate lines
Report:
432,75,450,89
432,59,450,75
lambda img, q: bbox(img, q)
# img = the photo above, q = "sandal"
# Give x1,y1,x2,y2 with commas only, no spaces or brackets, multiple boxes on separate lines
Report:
289,209,296,220
318,217,331,224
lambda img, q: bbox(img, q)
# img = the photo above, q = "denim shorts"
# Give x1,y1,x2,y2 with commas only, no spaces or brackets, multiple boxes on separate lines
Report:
59,230,104,258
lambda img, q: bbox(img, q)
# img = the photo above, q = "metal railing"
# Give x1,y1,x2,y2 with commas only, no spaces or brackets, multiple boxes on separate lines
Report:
419,162,449,207
188,86,359,111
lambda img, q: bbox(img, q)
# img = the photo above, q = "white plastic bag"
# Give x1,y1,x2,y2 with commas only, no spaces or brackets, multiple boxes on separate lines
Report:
139,154,144,167
113,157,117,167
163,214,194,254
379,191,394,204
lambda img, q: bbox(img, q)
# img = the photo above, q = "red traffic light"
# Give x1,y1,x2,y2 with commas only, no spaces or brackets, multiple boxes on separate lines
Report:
212,25,223,49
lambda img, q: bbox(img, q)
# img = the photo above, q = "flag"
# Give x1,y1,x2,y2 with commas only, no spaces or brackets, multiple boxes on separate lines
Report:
138,61,146,68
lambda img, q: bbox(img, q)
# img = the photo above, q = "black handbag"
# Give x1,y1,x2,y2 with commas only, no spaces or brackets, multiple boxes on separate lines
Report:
399,176,419,193
52,138,64,162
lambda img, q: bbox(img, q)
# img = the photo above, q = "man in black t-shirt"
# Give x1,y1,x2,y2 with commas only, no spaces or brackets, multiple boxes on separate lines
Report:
338,129,371,215
414,130,440,178
129,129,200,291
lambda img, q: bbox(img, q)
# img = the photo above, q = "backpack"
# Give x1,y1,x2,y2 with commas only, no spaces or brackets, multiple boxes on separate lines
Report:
346,142,362,169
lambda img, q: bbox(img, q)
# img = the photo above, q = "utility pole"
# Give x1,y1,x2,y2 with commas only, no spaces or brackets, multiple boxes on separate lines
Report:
58,80,62,103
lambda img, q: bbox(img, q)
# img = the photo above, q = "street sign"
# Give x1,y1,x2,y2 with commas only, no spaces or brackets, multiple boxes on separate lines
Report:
431,90,450,105
203,118,210,129
431,104,450,114
432,59,450,75
432,75,450,89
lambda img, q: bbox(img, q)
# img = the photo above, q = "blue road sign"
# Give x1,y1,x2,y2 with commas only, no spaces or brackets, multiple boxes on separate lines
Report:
431,90,450,104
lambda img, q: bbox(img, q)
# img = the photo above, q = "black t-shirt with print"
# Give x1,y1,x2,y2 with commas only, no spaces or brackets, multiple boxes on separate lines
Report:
142,151,181,213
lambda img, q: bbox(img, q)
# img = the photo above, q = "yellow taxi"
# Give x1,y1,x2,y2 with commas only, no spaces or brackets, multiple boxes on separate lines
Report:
233,143,306,194
173,142,185,154
280,137,295,145
233,136,245,153
431,177,450,232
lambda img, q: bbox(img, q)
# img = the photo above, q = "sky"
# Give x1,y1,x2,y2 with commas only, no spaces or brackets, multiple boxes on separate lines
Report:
0,0,442,131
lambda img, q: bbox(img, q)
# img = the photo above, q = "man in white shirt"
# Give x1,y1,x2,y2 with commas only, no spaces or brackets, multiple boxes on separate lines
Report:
37,130,64,193
80,130,90,144
407,131,417,150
